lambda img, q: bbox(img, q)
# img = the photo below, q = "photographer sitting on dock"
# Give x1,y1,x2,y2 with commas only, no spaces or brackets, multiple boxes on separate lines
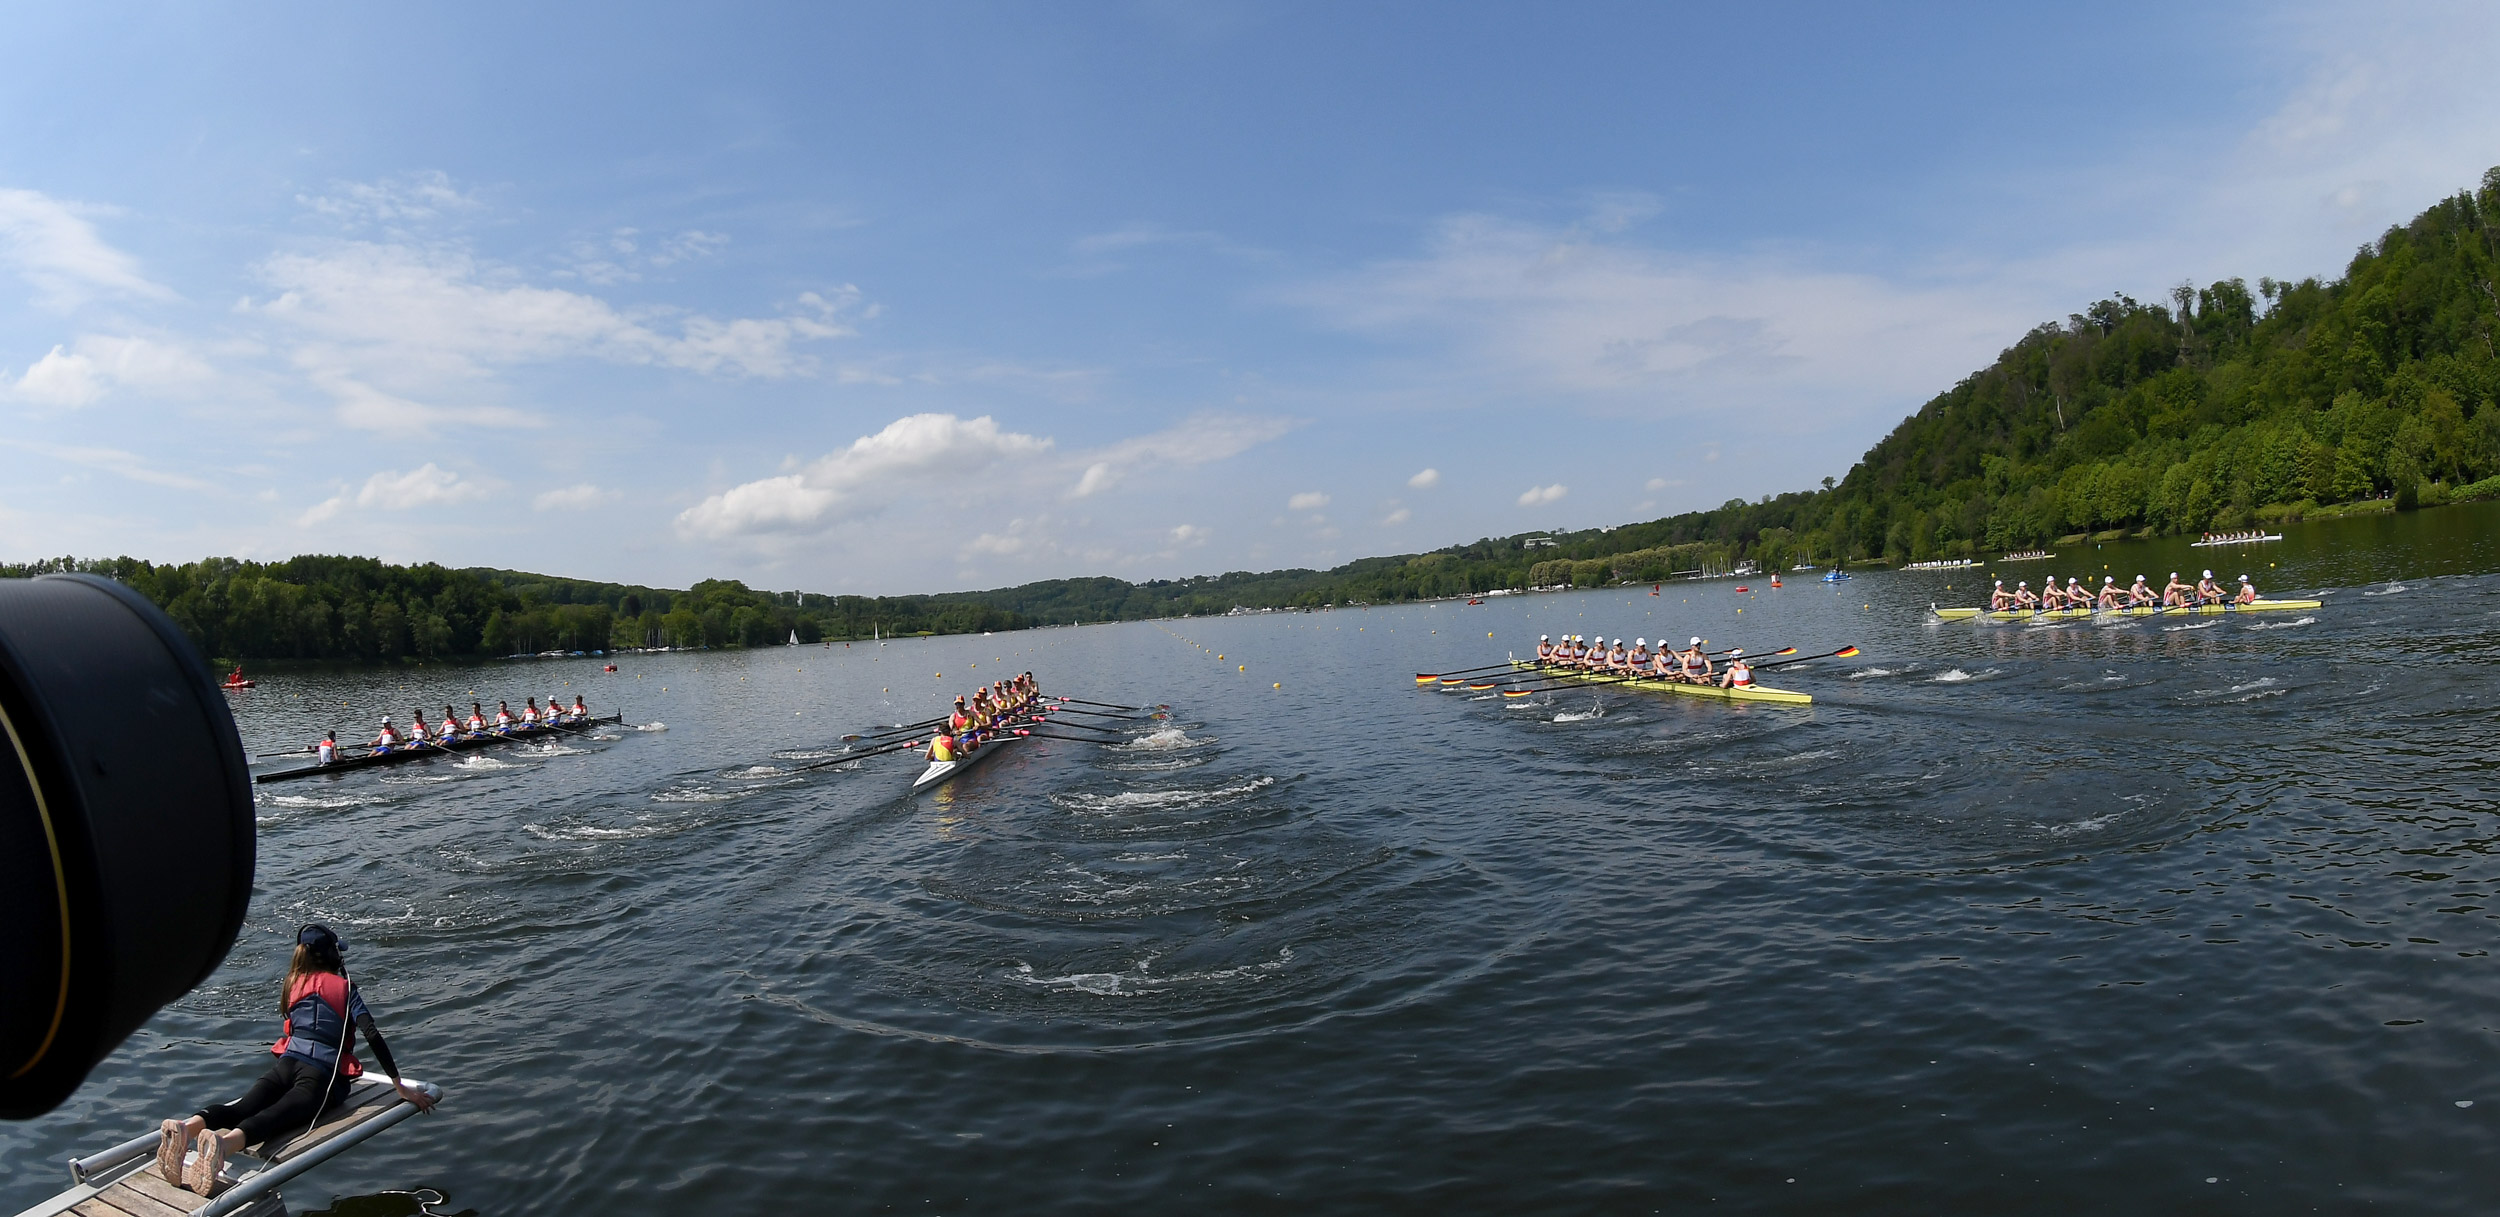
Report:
153,925,437,1194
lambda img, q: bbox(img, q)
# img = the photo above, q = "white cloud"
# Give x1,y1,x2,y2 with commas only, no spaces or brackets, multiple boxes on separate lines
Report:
1407,467,1440,489
248,242,858,430
1645,477,1670,491
8,335,214,408
1382,506,1412,525
301,462,473,525
1517,483,1567,507
296,172,480,229
681,410,1294,545
0,188,174,309
533,483,616,511
1171,523,1210,545
1287,490,1330,511
679,413,1053,537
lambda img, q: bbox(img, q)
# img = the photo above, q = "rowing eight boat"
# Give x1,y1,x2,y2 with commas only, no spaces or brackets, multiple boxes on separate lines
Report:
912,733,1022,793
1931,598,2321,622
255,715,623,783
1507,660,1813,705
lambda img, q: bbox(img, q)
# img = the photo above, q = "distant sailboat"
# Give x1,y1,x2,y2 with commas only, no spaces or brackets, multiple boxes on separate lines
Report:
788,630,800,646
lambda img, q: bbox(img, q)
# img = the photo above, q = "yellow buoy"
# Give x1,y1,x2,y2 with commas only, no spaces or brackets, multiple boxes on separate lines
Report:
1273,682,1281,689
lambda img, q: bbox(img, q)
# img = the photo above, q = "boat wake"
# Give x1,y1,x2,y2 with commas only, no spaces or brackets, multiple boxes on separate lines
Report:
631,721,669,732
2364,584,2408,597
2161,620,2217,632
1846,666,1909,680
524,814,712,842
2247,616,2316,630
2041,811,2125,837
1929,668,1999,683
1052,776,1279,815
650,785,748,803
1006,946,1295,998
1120,727,1203,751
1552,703,1606,722
258,792,378,809
453,754,526,771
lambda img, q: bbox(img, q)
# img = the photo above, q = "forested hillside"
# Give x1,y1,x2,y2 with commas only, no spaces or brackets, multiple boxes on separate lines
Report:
12,169,2499,661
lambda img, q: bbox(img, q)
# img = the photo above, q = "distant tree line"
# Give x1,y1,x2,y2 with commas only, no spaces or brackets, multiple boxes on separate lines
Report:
11,169,2500,662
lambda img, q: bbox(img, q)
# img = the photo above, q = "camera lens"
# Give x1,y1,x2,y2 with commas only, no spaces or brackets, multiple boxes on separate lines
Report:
0,574,255,1118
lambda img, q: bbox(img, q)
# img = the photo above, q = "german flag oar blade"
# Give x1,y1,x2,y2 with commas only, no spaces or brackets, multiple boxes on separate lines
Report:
1835,646,1860,658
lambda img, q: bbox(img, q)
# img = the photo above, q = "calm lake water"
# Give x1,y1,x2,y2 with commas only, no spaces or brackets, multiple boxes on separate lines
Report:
7,501,2500,1215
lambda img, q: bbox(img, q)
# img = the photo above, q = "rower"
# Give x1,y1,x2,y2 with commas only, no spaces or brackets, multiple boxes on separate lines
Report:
1627,637,1649,669
441,705,463,741
409,709,433,746
315,729,338,765
2096,576,2122,610
2161,572,2192,607
2127,575,2155,606
467,702,488,733
520,697,542,726
2195,569,2225,605
2039,579,2065,611
493,700,516,732
572,695,589,720
2012,581,2038,611
949,696,972,733
1988,580,2013,611
1677,636,1712,683
2065,577,2088,609
1719,648,1753,689
1605,638,1628,671
1535,635,1553,663
2233,574,2259,606
371,717,400,755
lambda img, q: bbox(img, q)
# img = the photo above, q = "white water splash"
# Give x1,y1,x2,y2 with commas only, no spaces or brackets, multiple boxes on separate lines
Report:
2161,620,2217,632
453,754,524,771
632,721,669,732
2247,616,2315,630
258,792,375,809
1008,945,1293,996
1930,668,1998,684
1053,776,1277,814
1120,727,1199,751
651,786,744,803
1552,703,1606,723
1846,667,1907,680
2363,583,2407,597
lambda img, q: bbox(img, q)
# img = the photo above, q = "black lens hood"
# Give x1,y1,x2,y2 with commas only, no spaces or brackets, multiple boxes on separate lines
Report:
0,574,255,1118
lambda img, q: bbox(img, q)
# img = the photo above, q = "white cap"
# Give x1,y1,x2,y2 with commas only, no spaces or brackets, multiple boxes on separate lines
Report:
1611,638,1620,646
1729,648,1744,656
2239,574,2250,581
2104,576,2114,582
2203,569,2213,578
381,717,391,724
1690,636,1701,645
1635,638,1645,646
2017,580,2026,586
1539,634,1548,640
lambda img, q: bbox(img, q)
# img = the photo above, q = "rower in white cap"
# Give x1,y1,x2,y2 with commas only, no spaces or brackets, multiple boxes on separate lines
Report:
1675,636,1712,682
1627,637,1650,670
2195,569,2225,605
1988,579,2013,611
1535,634,1555,663
1718,648,1753,689
2161,572,2193,607
2232,573,2259,606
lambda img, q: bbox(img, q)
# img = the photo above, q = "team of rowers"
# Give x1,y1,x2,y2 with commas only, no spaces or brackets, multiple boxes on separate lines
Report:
926,673,1041,763
1533,634,1757,689
1987,568,2260,612
2197,530,2275,545
311,696,597,763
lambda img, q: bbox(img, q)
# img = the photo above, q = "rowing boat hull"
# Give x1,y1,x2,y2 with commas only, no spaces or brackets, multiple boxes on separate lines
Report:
255,715,623,782
1932,598,2321,622
912,733,1020,794
1507,660,1812,705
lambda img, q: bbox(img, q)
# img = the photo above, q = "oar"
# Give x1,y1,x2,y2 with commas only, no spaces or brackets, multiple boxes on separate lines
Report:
1026,715,1125,737
1414,661,1525,683
797,736,928,772
1749,645,1860,670
1051,696,1145,711
1037,704,1141,721
841,716,949,743
1011,728,1114,744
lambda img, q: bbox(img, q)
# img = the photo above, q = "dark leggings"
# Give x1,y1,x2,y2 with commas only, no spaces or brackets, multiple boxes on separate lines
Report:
198,1056,348,1147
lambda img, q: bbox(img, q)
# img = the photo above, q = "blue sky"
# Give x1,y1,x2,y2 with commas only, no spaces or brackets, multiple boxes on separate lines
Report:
3,3,2495,594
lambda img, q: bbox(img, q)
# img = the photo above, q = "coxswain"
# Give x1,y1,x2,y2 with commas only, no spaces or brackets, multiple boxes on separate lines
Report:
2233,574,2259,605
2127,575,2156,607
315,729,338,766
927,727,956,764
1719,649,1753,689
371,717,400,754
1988,580,2013,611
2195,569,2225,605
2161,572,2192,607
2012,581,2039,611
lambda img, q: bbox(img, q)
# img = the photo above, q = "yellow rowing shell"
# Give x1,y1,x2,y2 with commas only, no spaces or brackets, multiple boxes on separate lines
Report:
1507,660,1813,705
1931,598,2322,622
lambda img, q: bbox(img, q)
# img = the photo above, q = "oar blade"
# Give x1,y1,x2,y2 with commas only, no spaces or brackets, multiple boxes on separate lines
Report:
1834,646,1860,658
